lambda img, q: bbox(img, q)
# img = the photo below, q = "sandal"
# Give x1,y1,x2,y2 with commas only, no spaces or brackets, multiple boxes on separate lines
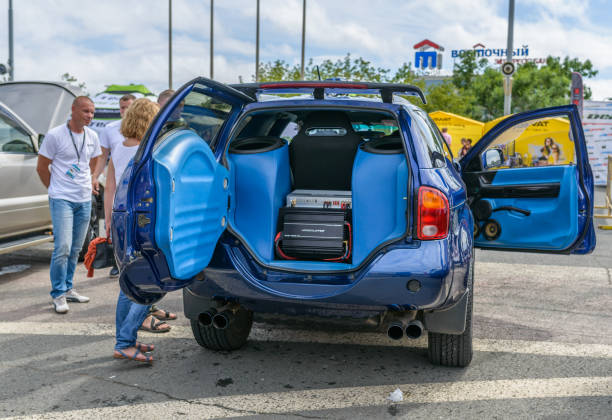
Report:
135,341,155,352
150,307,177,321
113,348,153,363
139,315,171,333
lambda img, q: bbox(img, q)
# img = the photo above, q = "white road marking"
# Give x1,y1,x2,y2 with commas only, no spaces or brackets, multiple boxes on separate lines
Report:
8,376,612,419
0,264,30,276
1,321,611,359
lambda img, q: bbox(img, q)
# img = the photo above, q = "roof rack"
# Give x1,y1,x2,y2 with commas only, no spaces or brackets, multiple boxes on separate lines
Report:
229,81,427,104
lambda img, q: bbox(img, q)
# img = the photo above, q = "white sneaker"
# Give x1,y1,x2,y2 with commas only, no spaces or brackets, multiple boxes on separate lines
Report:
65,289,90,303
52,295,69,314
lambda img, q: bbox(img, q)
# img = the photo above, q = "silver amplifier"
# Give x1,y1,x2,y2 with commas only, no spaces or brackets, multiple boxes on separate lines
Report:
286,189,352,209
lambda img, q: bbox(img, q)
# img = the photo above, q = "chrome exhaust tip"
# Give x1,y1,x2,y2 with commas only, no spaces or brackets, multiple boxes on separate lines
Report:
405,320,424,339
198,309,217,327
387,321,405,340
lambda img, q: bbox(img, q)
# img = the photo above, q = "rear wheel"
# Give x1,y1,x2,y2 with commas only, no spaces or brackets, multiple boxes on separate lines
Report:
190,306,253,350
427,256,474,367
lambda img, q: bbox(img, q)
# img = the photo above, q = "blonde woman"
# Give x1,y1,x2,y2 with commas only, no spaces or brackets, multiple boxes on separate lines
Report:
105,98,161,363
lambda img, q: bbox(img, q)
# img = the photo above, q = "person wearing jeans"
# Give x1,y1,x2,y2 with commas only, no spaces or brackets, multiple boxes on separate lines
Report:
48,199,91,299
105,99,160,363
37,96,101,313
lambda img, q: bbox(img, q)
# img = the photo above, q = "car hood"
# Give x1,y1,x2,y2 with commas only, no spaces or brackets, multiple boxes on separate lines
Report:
0,81,81,135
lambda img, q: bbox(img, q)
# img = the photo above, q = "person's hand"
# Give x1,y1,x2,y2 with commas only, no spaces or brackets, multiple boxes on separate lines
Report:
92,179,100,195
105,223,111,242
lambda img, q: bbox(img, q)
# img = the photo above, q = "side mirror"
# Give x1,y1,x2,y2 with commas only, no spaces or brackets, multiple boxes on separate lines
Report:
38,134,45,149
452,158,462,172
483,148,504,169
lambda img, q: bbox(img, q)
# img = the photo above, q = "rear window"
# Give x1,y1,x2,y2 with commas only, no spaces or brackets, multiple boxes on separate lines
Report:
410,108,447,168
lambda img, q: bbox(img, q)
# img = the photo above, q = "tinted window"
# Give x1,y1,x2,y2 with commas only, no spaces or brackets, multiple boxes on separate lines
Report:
154,84,233,148
0,111,34,153
410,108,446,168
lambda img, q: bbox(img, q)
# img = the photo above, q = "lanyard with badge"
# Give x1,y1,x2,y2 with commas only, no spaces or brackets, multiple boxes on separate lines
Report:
65,122,86,180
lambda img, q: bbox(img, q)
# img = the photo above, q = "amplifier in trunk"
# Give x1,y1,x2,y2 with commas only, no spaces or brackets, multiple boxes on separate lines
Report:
286,189,352,209
275,208,352,262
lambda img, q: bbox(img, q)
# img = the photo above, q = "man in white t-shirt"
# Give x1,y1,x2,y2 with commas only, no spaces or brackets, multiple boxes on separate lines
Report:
37,96,102,314
93,94,135,181
93,94,135,278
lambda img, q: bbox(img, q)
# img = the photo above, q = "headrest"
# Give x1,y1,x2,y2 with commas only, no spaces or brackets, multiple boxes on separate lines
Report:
300,111,354,133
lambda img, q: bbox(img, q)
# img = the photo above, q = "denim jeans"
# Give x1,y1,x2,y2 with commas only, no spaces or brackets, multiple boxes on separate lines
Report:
115,290,151,350
49,198,91,299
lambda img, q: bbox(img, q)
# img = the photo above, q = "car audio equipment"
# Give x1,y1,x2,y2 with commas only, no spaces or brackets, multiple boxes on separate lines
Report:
473,199,492,221
275,207,352,262
473,221,481,238
286,189,352,209
482,219,501,241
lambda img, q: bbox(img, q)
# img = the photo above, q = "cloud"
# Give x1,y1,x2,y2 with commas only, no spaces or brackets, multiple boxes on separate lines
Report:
0,0,610,100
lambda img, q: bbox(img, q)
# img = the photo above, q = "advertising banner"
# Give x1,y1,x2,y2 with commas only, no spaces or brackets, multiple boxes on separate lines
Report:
583,101,612,186
483,115,574,166
429,111,484,157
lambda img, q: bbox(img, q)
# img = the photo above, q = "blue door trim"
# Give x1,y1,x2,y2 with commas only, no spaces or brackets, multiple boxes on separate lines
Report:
460,105,594,254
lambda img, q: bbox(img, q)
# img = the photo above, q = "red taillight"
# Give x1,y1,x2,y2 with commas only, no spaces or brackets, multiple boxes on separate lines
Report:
417,186,449,240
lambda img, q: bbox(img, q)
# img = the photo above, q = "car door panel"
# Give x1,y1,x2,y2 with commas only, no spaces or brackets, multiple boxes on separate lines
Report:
461,105,595,254
471,165,578,250
112,77,252,303
153,129,229,280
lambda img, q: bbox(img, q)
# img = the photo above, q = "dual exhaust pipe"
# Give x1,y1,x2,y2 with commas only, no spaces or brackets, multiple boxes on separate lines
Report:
198,308,233,330
387,320,423,340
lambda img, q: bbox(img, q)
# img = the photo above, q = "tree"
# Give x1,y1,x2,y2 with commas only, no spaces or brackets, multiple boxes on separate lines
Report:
61,72,88,94
256,53,598,120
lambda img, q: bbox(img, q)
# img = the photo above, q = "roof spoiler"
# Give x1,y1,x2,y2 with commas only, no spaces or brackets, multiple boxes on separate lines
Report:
229,81,427,105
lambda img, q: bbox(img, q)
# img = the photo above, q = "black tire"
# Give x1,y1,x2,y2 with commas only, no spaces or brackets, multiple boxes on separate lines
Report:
427,256,474,367
190,306,253,351
78,194,99,262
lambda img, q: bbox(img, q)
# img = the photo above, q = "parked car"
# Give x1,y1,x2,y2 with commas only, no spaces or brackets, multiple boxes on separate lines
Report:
112,79,595,367
0,81,100,257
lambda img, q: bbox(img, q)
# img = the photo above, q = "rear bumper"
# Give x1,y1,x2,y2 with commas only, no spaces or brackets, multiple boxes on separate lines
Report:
184,239,467,318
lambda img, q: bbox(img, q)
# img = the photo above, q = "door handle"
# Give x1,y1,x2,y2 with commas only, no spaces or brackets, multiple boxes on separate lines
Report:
492,206,531,216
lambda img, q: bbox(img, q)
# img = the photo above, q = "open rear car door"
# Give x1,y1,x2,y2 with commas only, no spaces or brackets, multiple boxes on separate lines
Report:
460,105,595,254
112,78,253,304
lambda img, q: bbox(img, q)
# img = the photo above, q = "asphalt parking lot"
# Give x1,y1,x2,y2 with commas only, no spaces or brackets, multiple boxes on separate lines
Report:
0,188,611,419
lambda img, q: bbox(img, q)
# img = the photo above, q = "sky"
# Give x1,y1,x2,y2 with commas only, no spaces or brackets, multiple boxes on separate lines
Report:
0,0,611,101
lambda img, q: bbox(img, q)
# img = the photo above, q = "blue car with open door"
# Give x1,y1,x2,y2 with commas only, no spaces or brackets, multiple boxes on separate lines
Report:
112,79,595,367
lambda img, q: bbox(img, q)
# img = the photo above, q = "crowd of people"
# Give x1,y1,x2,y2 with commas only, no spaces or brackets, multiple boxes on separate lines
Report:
36,89,175,364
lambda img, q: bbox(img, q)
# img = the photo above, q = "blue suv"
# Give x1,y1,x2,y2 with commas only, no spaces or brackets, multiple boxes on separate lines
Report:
112,79,595,367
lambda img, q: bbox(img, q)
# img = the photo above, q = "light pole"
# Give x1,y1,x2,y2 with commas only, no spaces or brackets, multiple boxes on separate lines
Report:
210,0,214,79
168,0,172,89
300,0,306,80
255,0,260,82
8,0,14,81
503,0,515,115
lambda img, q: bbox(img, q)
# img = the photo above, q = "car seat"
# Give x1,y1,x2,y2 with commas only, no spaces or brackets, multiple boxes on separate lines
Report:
289,111,362,190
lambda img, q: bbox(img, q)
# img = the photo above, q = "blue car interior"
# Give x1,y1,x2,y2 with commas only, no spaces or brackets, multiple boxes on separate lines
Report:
471,165,579,250
146,105,413,278
224,108,410,271
153,130,230,280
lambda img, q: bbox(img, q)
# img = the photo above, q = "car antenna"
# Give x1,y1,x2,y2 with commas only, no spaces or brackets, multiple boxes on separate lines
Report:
316,65,321,81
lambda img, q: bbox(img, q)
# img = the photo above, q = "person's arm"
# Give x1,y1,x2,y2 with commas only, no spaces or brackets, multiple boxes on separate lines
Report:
36,155,53,188
90,156,101,195
92,146,110,182
104,159,117,239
